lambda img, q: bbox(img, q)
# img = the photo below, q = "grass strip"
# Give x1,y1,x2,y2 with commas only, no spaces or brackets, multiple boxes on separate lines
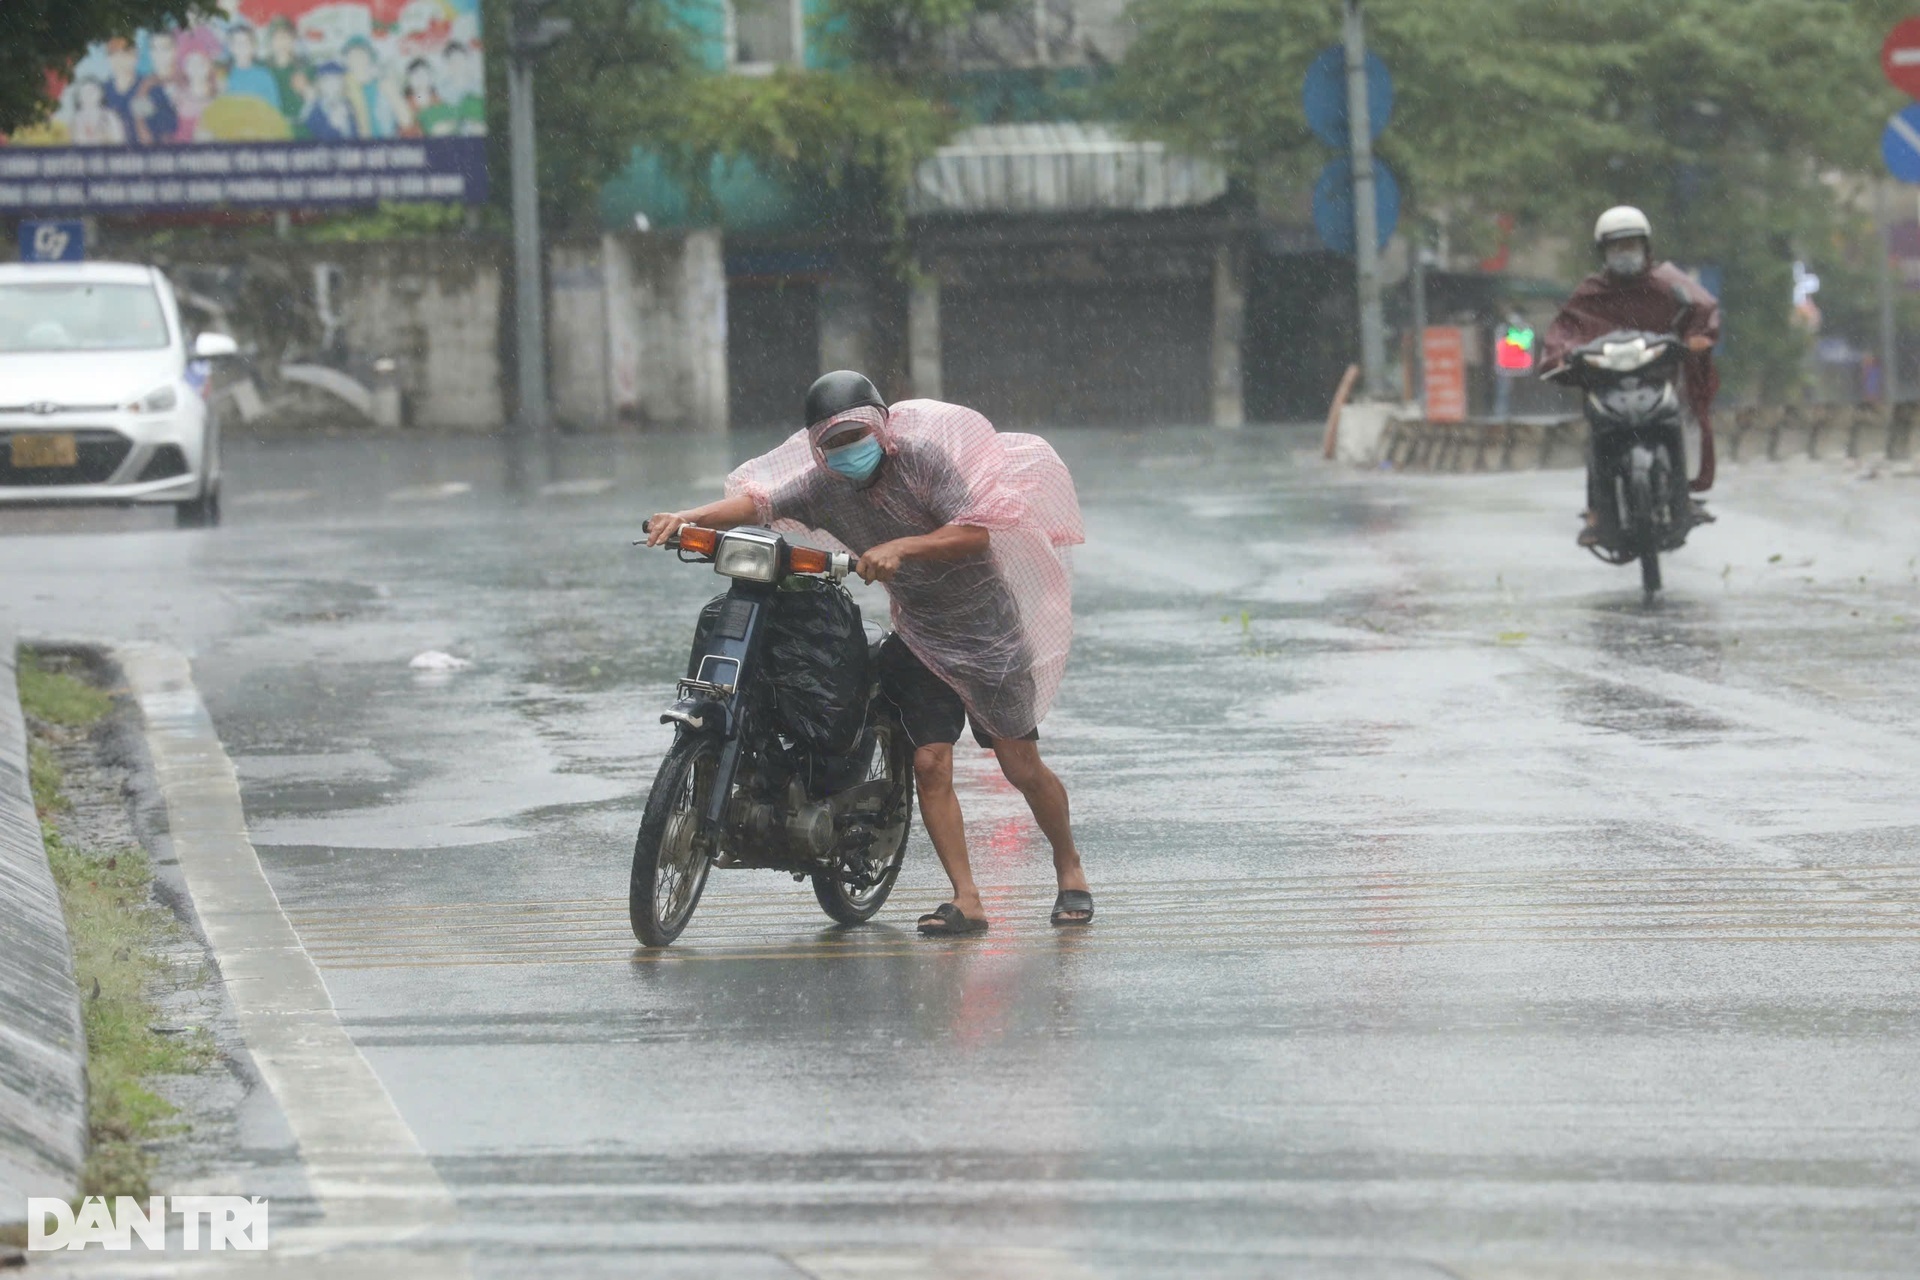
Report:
18,650,212,1202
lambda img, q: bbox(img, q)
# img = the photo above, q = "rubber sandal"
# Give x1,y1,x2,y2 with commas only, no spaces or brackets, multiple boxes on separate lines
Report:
1050,889,1094,926
917,902,989,936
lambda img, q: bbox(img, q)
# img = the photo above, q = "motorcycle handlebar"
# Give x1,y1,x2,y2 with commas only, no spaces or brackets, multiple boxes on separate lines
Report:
635,520,859,581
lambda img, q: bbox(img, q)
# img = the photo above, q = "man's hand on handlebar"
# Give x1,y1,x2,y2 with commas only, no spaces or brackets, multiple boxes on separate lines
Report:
1684,335,1714,354
856,541,905,584
644,513,688,547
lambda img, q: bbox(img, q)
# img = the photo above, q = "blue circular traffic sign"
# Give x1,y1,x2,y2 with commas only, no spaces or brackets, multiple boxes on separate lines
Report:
1312,157,1400,255
1884,104,1920,185
1303,47,1393,150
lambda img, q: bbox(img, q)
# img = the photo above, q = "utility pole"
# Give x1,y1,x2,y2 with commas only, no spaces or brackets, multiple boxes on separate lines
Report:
508,0,571,438
1343,0,1389,401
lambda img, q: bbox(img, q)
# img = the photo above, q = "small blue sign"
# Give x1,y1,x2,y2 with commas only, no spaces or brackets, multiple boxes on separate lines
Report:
1303,47,1393,150
18,220,84,263
1313,157,1400,256
1883,105,1920,184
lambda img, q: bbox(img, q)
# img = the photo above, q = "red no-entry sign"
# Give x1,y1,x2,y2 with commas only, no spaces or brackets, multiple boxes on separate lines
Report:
1884,19,1920,99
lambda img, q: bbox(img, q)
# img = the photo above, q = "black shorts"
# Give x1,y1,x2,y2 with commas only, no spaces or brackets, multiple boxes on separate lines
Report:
875,635,1038,750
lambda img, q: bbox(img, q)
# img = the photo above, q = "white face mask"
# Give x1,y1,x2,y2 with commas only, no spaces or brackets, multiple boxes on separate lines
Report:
1606,247,1648,277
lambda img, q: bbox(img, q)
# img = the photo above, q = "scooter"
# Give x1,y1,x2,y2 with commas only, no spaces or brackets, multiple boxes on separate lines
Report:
628,521,914,946
1548,329,1704,596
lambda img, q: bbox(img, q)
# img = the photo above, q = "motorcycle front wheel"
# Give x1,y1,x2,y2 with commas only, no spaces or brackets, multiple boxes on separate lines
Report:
812,715,914,925
1621,460,1662,597
630,733,720,946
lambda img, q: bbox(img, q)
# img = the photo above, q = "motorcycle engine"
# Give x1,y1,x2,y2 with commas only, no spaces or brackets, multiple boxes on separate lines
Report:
785,802,835,858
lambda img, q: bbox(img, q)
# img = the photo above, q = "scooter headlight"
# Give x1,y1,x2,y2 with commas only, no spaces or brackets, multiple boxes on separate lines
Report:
715,530,782,582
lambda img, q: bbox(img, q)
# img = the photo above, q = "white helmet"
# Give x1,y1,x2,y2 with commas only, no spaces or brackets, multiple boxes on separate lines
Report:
1593,205,1652,246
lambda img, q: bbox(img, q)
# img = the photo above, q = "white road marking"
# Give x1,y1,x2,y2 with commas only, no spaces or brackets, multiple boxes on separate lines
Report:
787,1249,1103,1280
114,643,463,1268
385,482,473,502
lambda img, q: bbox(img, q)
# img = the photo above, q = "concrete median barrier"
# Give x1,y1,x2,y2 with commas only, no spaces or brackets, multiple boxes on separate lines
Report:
1362,402,1920,474
0,642,86,1226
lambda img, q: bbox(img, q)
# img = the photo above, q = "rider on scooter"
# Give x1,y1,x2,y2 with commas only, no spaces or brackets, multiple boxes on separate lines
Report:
645,372,1093,936
1540,206,1720,548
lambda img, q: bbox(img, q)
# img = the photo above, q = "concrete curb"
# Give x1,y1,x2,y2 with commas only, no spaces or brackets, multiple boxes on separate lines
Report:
0,642,87,1225
113,643,459,1255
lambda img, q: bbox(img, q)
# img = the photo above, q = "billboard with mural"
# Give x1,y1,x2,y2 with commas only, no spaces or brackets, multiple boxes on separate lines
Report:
0,0,488,214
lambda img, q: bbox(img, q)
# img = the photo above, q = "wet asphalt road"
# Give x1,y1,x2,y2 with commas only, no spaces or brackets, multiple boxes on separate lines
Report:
5,429,1920,1278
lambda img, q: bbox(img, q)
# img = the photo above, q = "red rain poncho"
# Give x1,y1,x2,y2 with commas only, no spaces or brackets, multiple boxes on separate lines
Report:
1541,261,1722,492
726,400,1084,741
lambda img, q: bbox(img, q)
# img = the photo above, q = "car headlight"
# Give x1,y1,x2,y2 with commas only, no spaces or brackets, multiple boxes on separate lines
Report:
714,531,782,582
126,385,178,414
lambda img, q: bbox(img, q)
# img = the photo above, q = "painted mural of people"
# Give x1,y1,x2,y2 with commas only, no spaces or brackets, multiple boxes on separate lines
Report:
264,17,313,131
341,37,399,138
221,25,282,111
145,29,179,92
400,58,454,136
104,35,176,144
68,77,130,146
439,42,486,135
301,61,359,140
170,27,225,142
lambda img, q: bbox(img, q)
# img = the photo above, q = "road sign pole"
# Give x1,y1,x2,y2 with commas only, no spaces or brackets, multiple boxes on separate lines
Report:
1344,0,1389,402
1879,181,1900,409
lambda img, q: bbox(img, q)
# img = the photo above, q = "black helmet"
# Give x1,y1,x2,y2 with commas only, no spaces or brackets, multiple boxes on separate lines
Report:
805,370,885,428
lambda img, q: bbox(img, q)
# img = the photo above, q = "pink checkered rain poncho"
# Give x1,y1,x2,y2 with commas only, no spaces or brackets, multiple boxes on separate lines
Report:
726,399,1084,741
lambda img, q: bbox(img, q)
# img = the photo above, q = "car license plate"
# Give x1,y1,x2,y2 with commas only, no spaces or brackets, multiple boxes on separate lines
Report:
11,434,78,469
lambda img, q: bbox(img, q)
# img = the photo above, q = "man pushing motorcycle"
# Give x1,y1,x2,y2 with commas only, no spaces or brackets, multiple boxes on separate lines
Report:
1541,206,1720,549
645,371,1092,935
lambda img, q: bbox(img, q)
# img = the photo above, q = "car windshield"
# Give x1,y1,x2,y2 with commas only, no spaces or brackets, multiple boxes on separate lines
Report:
0,282,170,354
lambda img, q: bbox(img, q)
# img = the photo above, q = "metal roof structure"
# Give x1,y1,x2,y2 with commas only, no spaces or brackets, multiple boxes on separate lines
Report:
909,123,1229,217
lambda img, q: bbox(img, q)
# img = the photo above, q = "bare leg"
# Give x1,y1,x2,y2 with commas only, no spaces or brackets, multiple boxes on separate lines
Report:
913,743,985,920
988,738,1090,917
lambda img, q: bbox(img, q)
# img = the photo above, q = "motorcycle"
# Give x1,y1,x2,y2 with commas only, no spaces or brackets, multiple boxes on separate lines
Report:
1547,328,1704,596
628,521,915,946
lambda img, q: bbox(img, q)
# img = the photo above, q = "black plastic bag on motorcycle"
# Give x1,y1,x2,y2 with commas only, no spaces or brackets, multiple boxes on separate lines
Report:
687,582,868,755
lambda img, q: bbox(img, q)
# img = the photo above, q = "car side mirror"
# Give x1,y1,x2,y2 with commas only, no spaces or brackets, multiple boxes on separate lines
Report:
193,332,239,359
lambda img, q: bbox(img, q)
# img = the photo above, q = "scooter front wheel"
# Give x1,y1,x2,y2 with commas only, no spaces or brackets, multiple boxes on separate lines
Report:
630,734,720,946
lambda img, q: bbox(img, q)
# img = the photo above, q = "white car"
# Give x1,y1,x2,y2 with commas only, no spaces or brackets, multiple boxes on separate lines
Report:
0,261,237,527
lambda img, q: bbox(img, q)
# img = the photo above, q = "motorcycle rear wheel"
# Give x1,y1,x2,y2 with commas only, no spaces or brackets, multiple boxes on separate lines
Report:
630,733,719,947
812,715,914,925
1640,549,1662,595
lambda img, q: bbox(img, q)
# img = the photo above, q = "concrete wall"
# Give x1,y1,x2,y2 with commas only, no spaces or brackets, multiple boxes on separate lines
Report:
585,229,729,432
165,232,735,433
549,244,611,430
163,238,507,432
0,645,87,1224
326,240,505,431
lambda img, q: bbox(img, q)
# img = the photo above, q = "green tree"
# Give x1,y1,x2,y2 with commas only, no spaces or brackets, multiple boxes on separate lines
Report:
1,0,201,134
1109,0,1916,399
477,0,1002,245
478,0,693,233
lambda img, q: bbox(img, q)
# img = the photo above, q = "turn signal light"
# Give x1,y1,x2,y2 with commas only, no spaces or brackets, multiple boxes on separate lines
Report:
787,546,830,574
678,526,719,555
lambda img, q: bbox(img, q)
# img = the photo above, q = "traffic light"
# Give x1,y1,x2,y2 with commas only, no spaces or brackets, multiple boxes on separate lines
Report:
1495,321,1535,374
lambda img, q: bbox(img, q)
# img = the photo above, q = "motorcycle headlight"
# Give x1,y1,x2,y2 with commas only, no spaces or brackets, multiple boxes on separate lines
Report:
714,531,781,582
126,384,178,414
